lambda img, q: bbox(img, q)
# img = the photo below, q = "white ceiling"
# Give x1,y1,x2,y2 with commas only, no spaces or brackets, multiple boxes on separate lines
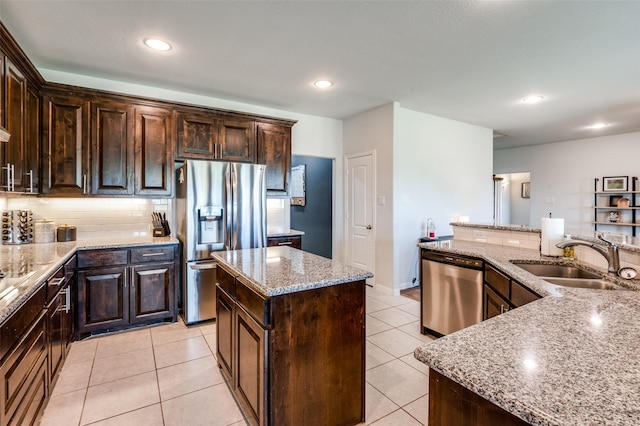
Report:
1,1,639,149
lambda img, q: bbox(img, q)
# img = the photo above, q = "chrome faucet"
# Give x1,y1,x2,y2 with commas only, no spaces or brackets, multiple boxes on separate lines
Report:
556,235,620,275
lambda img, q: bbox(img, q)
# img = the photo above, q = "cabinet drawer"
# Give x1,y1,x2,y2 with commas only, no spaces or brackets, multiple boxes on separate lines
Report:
236,276,270,328
0,312,47,425
130,245,175,264
77,249,128,268
267,236,301,249
46,265,65,303
510,280,540,307
216,263,236,297
64,255,77,281
484,265,510,300
0,286,46,361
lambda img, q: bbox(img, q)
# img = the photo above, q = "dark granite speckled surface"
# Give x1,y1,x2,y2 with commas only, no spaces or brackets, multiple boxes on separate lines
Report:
414,240,640,426
0,236,178,323
212,246,373,297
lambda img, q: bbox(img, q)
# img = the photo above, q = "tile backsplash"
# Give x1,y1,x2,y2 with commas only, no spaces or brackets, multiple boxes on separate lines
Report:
1,196,172,240
266,197,291,233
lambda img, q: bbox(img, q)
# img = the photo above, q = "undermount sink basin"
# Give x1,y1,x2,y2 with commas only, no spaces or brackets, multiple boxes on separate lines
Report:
511,262,626,290
511,262,601,279
542,277,626,291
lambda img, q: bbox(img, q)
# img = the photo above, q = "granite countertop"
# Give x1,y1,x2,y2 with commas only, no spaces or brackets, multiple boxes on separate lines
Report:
414,240,640,425
451,222,541,233
266,228,306,238
211,246,372,297
0,236,179,323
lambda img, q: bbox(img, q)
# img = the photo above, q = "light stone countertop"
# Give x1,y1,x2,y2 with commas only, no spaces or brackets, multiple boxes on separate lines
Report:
414,240,640,426
211,246,373,297
0,236,179,323
266,228,305,238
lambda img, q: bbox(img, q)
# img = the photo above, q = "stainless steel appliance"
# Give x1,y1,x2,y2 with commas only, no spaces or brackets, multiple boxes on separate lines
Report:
176,160,266,324
421,251,483,337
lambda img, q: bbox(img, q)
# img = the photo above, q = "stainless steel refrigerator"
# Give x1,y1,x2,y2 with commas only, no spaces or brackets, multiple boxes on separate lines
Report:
176,160,266,324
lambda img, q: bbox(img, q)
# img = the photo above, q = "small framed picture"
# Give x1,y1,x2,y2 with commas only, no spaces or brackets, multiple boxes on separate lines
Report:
603,176,628,192
521,182,530,198
609,195,622,207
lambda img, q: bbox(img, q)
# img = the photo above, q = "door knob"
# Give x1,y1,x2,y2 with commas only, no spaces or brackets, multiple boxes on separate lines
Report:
366,225,372,230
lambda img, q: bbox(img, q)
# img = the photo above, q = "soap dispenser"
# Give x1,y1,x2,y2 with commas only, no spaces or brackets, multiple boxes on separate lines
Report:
426,218,436,239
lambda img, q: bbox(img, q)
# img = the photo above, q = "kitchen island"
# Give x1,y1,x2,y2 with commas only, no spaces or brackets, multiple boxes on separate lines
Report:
415,240,640,425
212,246,373,426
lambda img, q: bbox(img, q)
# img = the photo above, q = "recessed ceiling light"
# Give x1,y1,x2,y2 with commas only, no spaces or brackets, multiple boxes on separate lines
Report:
590,122,608,129
313,80,333,89
521,95,544,104
144,38,172,51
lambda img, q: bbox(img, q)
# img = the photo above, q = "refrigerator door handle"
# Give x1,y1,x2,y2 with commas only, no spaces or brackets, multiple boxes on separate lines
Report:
225,165,233,250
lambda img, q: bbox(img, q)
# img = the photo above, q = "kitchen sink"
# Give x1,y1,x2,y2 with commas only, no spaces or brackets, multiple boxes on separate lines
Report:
511,262,601,279
511,261,627,290
542,277,626,290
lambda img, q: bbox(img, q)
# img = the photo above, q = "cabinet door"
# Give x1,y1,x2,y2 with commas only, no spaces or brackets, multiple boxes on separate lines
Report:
77,266,129,334
48,290,65,386
42,94,89,194
175,111,217,159
91,100,134,195
0,52,4,128
130,262,175,324
3,59,26,191
235,306,267,426
62,281,75,354
134,106,173,196
24,83,39,193
483,284,510,320
216,285,235,381
256,122,291,193
219,118,255,163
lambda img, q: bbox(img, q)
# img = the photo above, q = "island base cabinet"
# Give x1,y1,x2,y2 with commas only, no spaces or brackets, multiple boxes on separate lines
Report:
428,369,530,426
216,271,365,426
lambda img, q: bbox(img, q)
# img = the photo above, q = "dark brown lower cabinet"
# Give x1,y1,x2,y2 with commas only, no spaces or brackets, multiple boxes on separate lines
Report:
77,266,129,334
76,245,177,337
216,264,365,426
0,312,48,426
429,369,530,426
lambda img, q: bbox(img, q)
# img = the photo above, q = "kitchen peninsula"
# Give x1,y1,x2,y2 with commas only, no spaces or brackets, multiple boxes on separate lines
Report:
415,238,640,425
212,246,372,426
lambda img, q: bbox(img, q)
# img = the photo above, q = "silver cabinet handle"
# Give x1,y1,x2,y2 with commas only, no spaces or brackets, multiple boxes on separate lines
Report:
83,174,87,194
25,170,33,193
10,164,15,192
189,263,217,270
3,163,14,191
277,241,293,246
142,252,164,257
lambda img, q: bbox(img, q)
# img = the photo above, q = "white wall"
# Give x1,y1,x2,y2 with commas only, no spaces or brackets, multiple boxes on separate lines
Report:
343,103,493,293
494,131,640,235
395,107,493,290
37,69,345,259
343,103,395,291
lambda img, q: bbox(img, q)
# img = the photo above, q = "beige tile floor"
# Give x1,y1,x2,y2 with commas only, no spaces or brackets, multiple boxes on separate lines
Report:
40,286,433,426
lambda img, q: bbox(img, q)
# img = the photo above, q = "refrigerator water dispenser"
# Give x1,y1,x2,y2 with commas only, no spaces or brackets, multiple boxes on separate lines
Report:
198,206,223,244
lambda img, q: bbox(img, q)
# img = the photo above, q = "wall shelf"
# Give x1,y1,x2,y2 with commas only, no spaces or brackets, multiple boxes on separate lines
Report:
594,177,638,237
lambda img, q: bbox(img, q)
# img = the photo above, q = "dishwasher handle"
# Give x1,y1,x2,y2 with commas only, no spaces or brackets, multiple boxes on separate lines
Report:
422,251,483,269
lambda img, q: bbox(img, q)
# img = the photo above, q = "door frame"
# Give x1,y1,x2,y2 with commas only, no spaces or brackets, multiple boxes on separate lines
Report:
344,150,377,286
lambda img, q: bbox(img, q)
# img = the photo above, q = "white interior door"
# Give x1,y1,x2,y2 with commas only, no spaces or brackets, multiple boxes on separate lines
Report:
346,153,375,279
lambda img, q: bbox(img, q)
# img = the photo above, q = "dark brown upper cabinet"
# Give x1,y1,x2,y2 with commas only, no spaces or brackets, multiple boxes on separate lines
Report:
0,51,4,128
257,122,292,194
42,93,90,195
91,100,135,195
135,105,173,196
3,59,39,193
219,118,256,163
175,111,218,159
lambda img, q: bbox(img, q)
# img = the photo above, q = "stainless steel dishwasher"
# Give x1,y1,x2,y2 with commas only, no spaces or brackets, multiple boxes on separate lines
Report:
421,251,483,337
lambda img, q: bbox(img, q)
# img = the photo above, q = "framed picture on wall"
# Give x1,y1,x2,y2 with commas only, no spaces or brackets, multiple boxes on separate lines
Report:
603,176,628,192
521,182,530,198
